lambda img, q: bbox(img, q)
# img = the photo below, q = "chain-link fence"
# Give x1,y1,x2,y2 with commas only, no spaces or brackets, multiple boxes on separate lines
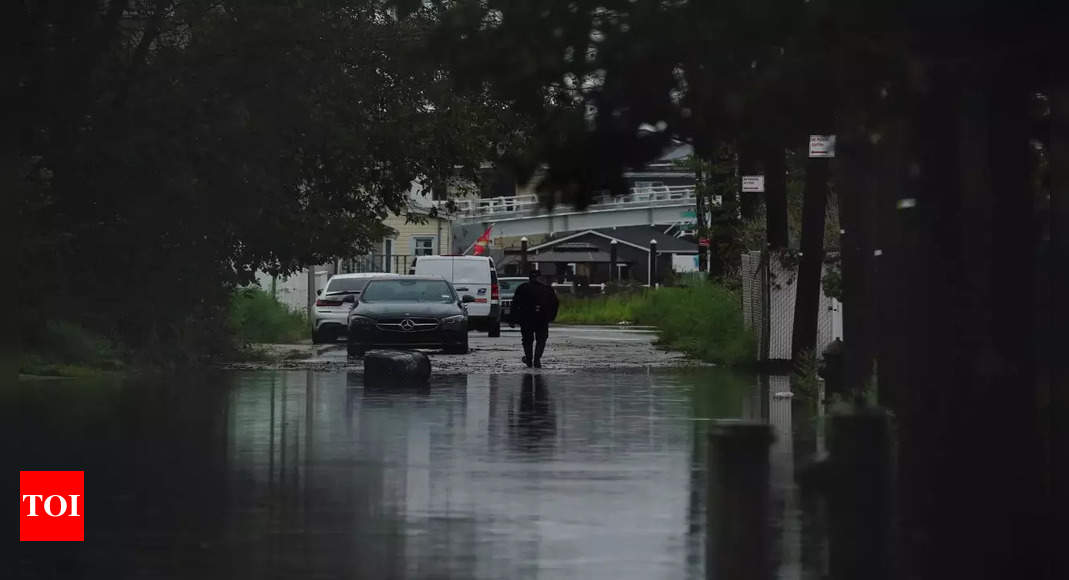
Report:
740,251,843,362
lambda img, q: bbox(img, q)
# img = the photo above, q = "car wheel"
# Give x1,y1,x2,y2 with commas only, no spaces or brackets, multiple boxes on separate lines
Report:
347,342,366,357
445,340,469,354
488,320,501,338
312,328,325,344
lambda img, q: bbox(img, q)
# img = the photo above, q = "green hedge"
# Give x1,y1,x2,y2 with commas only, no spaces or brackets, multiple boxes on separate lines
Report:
229,288,310,344
556,280,754,367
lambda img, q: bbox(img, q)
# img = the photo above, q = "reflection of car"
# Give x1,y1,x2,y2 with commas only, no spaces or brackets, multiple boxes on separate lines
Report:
497,277,527,321
346,277,472,356
411,255,501,337
314,273,399,343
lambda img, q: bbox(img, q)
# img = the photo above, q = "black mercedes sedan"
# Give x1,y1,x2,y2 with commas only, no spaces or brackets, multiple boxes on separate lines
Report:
345,276,473,356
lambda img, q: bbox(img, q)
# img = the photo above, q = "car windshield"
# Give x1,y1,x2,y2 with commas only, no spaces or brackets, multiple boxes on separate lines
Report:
361,279,455,303
324,277,371,294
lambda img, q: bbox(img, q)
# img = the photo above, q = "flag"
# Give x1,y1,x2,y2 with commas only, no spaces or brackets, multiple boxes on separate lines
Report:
471,225,493,255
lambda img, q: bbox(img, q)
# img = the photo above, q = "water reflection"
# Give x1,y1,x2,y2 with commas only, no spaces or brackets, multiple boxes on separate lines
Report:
8,367,828,579
509,373,555,452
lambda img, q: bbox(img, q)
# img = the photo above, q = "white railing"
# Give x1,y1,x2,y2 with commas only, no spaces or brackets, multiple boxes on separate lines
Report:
447,184,715,219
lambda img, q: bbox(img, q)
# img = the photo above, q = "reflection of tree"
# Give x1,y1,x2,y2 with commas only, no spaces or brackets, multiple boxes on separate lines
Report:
509,373,555,452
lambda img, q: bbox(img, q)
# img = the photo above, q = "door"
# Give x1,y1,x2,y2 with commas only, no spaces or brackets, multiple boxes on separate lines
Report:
450,258,492,318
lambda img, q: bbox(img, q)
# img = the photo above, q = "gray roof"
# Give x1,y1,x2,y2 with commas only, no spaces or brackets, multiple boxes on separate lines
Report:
590,226,698,253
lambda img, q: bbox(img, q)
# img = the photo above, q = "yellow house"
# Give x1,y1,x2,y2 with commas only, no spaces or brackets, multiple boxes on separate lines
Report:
379,209,454,257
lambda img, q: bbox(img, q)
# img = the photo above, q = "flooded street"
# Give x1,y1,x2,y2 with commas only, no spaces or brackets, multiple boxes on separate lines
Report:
9,369,824,579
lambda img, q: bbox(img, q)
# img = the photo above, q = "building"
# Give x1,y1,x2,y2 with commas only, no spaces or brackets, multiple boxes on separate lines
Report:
498,225,699,285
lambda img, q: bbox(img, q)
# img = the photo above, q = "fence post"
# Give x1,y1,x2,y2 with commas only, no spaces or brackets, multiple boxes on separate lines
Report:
521,237,529,274
610,239,618,281
826,410,893,580
706,420,774,580
649,239,658,286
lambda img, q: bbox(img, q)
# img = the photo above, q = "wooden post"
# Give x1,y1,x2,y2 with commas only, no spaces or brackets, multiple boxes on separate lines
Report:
826,411,893,580
706,420,773,580
306,265,315,332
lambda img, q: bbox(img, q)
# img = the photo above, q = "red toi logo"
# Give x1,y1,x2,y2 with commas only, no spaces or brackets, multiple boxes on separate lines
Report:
20,471,84,542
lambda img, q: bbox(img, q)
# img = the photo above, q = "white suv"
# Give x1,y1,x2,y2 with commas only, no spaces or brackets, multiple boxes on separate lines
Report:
314,272,399,343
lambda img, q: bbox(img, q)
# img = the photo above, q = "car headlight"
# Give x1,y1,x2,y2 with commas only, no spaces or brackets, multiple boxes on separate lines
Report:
349,315,375,326
441,314,465,325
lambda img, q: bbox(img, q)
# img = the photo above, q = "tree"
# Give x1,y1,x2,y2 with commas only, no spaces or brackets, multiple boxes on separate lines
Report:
14,0,523,360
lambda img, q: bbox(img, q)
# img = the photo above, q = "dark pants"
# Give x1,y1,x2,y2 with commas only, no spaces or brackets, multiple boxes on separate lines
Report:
520,321,550,361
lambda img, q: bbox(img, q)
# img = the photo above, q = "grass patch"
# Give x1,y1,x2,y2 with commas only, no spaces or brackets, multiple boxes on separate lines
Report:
554,292,650,325
229,287,310,344
556,279,755,367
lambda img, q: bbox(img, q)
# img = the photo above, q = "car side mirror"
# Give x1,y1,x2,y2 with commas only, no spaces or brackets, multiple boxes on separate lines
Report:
461,295,476,303
316,289,322,296
341,294,356,304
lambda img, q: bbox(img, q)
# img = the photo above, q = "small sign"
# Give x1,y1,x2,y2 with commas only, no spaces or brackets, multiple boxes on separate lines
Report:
741,175,765,192
699,238,710,247
809,135,836,158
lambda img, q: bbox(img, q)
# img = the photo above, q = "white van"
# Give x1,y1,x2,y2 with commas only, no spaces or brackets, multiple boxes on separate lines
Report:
411,256,502,336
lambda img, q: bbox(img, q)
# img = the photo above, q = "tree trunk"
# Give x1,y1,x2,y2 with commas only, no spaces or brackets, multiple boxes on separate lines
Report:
762,137,789,250
791,153,829,361
1050,84,1069,580
893,67,1048,580
739,139,760,220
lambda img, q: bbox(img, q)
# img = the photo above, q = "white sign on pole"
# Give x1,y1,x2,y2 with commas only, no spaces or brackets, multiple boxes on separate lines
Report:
809,135,836,158
741,175,765,192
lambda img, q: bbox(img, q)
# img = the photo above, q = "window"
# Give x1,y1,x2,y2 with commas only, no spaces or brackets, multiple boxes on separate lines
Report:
412,236,435,256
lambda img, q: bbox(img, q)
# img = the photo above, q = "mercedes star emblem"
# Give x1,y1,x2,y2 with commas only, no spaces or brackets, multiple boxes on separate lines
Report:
400,318,416,331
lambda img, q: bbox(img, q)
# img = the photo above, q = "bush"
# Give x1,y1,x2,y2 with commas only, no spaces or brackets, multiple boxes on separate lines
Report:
229,288,310,344
555,280,755,367
633,281,754,367
19,321,125,376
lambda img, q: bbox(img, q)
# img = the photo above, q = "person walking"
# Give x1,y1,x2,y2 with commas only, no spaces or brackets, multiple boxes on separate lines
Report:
508,270,559,368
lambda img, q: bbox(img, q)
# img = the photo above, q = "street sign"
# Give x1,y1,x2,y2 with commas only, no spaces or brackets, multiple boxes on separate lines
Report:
699,238,710,247
809,135,836,158
742,175,765,192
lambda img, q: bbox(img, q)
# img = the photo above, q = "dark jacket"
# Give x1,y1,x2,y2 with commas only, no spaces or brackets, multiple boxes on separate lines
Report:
509,280,559,325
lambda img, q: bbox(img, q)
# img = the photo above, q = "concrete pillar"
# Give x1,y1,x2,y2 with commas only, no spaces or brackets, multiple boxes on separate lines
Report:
520,236,529,274
649,239,658,286
610,239,618,281
706,420,774,580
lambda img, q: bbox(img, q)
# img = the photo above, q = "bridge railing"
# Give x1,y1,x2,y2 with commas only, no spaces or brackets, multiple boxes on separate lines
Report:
448,184,714,219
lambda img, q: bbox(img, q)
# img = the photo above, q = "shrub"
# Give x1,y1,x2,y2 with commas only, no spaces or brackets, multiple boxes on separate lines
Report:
633,281,754,367
18,321,125,376
229,288,310,344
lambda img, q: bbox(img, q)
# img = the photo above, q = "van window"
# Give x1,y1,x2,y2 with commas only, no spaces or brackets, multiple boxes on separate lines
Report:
452,260,488,283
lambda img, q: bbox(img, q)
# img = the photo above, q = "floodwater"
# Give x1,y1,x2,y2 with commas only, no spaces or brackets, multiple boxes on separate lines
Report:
8,369,826,579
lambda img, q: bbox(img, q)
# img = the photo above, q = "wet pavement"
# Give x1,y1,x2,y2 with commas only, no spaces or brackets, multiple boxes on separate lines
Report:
227,325,697,374
8,369,826,579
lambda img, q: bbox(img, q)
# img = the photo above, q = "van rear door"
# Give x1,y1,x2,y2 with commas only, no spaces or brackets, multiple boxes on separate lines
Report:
450,259,491,318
